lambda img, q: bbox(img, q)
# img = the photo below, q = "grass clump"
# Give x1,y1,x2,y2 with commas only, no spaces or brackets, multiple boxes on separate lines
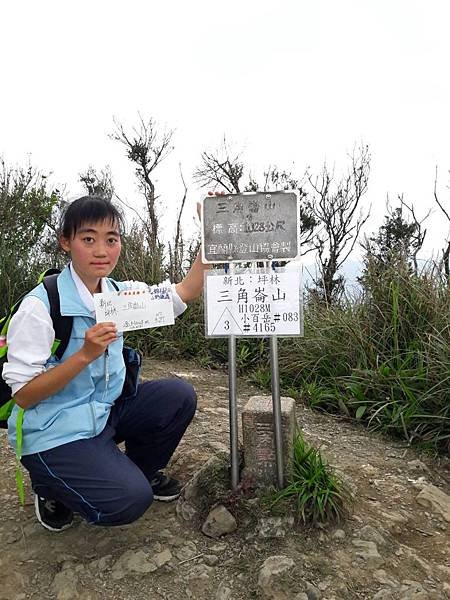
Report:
125,255,449,454
278,258,450,453
270,432,352,525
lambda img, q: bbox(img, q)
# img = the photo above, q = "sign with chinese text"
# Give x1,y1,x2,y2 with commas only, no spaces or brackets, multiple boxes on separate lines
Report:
94,286,175,332
202,191,299,263
204,269,302,337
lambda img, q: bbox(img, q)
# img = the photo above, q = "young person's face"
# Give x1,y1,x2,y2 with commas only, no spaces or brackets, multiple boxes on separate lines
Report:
60,219,121,287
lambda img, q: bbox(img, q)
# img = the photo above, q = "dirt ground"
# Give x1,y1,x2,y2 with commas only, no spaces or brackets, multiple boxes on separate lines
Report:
1,358,449,600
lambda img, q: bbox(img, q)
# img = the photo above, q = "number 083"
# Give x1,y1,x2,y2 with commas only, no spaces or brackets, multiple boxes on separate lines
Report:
282,312,299,322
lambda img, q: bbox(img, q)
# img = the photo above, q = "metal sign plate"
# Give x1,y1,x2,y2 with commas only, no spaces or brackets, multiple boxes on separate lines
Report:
201,191,299,263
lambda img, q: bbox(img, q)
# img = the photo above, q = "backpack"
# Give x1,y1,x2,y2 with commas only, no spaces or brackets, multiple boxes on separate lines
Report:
0,269,72,428
0,270,141,429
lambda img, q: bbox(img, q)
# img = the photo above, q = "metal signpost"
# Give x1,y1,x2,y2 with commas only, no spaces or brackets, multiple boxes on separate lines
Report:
227,262,240,490
202,191,301,490
269,334,284,488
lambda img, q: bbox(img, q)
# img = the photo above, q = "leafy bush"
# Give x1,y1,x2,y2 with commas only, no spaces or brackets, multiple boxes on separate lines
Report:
0,160,64,305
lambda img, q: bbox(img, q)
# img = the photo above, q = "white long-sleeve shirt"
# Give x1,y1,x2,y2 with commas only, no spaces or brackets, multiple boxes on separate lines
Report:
2,264,186,396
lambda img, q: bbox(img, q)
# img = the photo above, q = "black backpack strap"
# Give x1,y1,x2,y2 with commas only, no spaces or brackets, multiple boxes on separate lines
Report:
109,279,120,292
43,274,73,360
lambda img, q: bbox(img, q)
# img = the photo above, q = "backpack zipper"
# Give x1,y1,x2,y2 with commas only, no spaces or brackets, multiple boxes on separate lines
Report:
89,348,110,436
105,348,110,383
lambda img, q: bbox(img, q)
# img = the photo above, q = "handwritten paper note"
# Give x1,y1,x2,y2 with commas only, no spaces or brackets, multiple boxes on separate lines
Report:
94,285,175,332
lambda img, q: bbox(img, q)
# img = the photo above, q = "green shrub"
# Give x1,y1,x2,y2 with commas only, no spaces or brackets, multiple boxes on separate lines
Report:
270,432,352,524
0,161,63,305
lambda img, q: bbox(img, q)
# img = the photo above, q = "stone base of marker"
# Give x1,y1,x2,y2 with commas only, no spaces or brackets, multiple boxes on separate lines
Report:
242,396,296,488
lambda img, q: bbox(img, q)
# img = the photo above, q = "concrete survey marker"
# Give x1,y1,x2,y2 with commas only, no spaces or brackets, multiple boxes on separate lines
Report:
242,396,296,487
201,191,299,263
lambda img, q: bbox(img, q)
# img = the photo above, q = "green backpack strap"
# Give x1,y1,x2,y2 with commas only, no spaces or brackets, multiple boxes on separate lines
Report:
15,408,25,505
13,270,72,505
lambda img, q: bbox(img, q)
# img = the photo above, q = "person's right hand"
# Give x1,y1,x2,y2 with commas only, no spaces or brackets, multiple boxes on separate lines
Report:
80,322,118,363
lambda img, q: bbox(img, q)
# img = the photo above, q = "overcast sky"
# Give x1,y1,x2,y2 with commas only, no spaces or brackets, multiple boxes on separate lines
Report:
2,0,450,262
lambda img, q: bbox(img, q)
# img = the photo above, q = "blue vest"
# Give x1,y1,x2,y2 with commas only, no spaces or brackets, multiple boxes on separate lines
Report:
8,266,126,455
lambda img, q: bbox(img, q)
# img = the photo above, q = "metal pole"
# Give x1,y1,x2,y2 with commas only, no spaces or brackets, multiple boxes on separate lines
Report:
228,262,239,489
270,335,284,488
268,261,284,489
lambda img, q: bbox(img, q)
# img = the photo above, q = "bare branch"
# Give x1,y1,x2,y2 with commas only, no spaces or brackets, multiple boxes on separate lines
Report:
306,143,371,304
111,115,174,250
169,163,188,281
434,166,450,222
194,136,243,193
432,166,450,282
398,194,429,272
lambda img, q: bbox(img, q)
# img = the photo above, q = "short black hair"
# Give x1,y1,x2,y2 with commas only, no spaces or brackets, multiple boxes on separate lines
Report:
60,196,124,239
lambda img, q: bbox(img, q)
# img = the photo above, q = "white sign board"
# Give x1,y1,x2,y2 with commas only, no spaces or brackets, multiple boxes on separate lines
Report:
94,286,175,332
205,269,302,337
